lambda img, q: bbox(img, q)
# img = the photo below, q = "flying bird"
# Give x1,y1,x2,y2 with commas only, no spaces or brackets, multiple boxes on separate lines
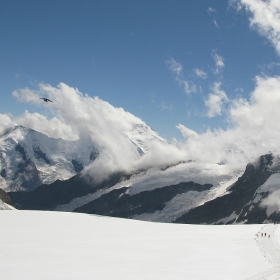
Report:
40,98,53,103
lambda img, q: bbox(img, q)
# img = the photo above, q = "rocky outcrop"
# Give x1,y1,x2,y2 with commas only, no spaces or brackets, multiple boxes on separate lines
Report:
0,188,13,206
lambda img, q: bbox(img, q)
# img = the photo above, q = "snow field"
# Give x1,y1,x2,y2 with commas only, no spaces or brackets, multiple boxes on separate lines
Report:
0,211,276,280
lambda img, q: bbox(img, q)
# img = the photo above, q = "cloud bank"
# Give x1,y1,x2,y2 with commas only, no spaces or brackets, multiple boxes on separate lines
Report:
177,75,280,168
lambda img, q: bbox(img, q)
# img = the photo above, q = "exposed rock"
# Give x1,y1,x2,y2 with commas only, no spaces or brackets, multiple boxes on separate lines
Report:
0,188,13,206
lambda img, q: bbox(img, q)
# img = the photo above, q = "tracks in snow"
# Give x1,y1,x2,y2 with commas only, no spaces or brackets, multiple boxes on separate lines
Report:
248,224,280,280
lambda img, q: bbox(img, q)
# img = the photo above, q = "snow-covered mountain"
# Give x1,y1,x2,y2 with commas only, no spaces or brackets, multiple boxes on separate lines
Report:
9,159,242,219
174,153,280,224
0,124,165,192
9,152,280,224
4,125,280,225
0,125,100,191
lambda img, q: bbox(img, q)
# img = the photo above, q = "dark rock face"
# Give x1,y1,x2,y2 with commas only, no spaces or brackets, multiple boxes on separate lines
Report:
33,146,51,164
72,159,83,173
9,172,129,210
174,154,275,224
12,144,42,191
0,188,13,206
90,150,99,161
1,169,6,178
74,182,212,218
15,143,27,160
10,175,92,210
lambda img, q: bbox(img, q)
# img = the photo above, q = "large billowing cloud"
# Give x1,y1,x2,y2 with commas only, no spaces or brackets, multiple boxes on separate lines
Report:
9,83,188,182
0,114,15,136
178,75,280,168
205,82,228,118
12,83,145,181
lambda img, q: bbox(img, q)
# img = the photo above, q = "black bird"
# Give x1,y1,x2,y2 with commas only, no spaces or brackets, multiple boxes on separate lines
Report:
40,98,53,103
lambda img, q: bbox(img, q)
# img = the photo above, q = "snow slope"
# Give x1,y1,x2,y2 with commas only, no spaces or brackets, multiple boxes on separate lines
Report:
0,210,278,280
249,224,280,279
55,161,242,222
0,199,15,210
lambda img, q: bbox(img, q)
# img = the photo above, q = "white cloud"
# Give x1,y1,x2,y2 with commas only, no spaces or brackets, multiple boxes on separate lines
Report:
0,114,15,136
15,111,77,141
194,68,208,79
176,124,198,139
12,87,43,104
237,0,280,55
205,82,228,118
212,51,225,74
176,75,280,168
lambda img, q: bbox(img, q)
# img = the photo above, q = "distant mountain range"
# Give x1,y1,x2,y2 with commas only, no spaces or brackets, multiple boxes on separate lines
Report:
0,123,164,192
2,125,280,224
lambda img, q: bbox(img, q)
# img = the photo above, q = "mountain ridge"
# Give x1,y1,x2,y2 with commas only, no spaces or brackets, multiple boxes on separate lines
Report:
3,125,280,225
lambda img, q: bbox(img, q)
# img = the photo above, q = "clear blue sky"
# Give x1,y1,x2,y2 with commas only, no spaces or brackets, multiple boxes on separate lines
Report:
1,0,280,141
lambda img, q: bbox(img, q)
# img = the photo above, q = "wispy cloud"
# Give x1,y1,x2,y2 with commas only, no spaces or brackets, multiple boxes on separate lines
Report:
236,0,280,55
166,56,197,94
165,57,183,76
213,19,219,28
178,80,197,95
212,51,225,74
176,124,198,139
207,7,219,28
159,102,174,112
208,7,216,13
194,68,207,79
205,82,228,118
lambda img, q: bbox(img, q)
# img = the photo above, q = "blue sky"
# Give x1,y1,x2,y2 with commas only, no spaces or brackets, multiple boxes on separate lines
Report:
1,0,280,141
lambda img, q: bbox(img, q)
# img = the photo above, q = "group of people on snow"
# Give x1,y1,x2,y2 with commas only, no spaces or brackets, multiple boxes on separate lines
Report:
256,232,270,238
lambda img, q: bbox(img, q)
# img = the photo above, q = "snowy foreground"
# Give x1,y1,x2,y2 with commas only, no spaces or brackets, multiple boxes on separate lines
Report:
1,211,280,280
